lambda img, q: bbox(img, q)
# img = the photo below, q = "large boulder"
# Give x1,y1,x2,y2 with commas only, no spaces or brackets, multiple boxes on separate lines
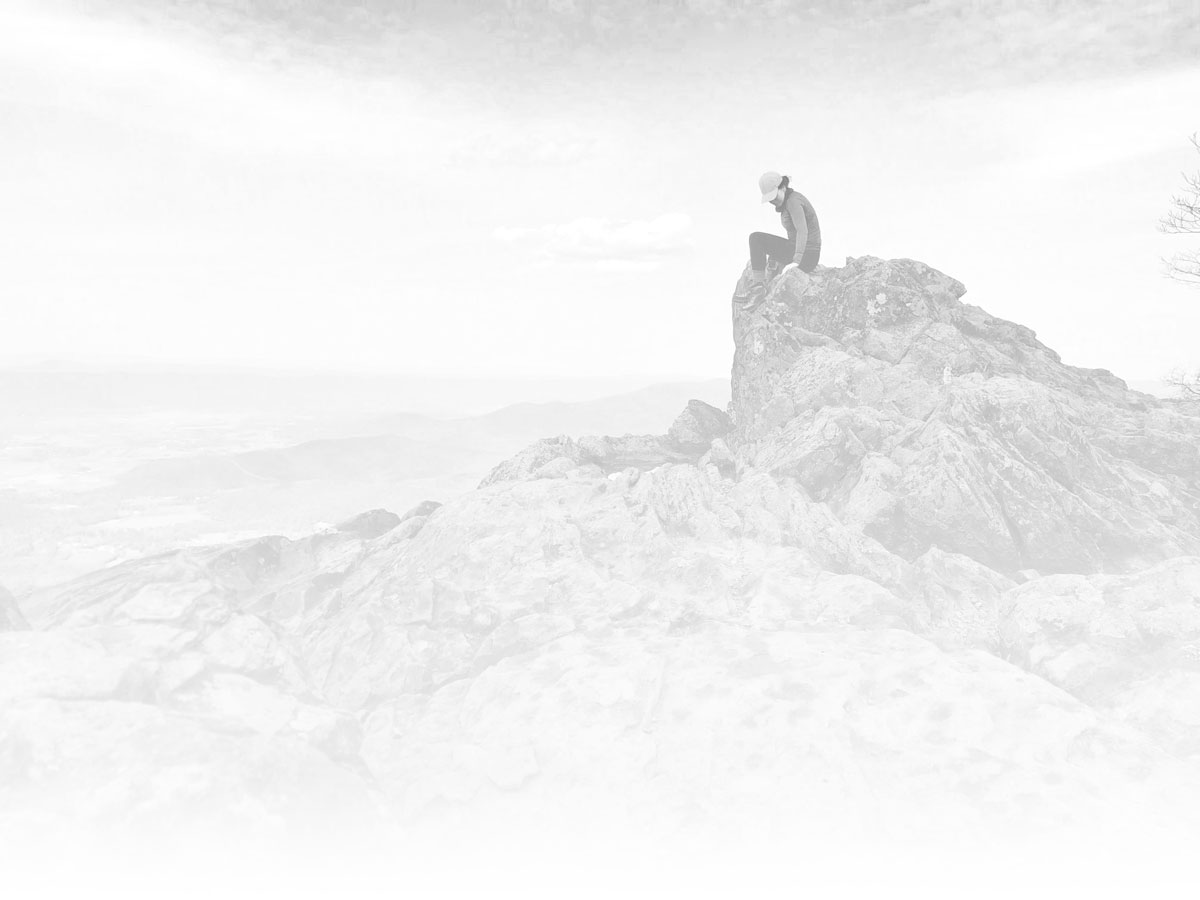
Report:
479,433,700,487
729,256,1200,575
667,399,733,451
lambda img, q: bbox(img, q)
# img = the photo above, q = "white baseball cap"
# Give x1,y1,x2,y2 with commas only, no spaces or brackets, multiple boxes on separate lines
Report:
759,171,783,203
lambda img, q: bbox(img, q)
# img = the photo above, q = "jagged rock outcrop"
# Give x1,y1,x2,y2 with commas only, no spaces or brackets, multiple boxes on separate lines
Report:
12,460,1200,836
478,433,700,487
22,521,394,631
478,402,733,489
6,256,1200,840
0,584,29,631
390,500,443,540
399,500,442,523
337,507,402,539
1,521,403,831
667,399,732,451
729,257,1200,575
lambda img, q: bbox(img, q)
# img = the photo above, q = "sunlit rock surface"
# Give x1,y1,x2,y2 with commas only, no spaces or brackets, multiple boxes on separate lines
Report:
667,399,732,451
4,257,1200,841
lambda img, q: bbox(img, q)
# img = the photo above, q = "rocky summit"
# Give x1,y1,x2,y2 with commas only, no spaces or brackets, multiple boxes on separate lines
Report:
3,257,1200,844
730,257,1200,575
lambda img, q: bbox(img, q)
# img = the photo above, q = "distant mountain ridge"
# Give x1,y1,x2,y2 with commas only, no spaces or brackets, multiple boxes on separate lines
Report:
108,380,730,491
0,367,723,419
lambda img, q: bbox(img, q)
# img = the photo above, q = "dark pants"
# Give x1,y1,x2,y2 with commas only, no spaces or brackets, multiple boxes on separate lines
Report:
749,232,821,273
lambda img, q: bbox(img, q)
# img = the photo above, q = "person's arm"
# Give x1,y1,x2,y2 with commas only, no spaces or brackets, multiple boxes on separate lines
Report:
786,194,808,266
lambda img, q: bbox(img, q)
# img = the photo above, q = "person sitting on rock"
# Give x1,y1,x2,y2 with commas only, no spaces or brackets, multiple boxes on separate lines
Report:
737,171,822,306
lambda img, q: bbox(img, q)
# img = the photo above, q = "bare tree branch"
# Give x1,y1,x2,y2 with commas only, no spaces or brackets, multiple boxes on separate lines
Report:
1160,133,1200,284
1164,367,1200,398
1165,252,1200,284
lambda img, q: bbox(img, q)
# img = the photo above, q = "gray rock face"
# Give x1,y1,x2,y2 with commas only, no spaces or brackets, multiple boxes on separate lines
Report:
388,501,443,540
399,500,442,523
337,507,403,539
667,399,733,450
15,459,1199,836
0,522,402,831
0,584,29,631
478,433,700,487
729,256,1200,575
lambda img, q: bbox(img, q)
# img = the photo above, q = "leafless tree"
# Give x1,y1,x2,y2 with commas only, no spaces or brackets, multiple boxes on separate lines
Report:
1158,136,1200,398
1164,367,1200,399
1160,133,1200,285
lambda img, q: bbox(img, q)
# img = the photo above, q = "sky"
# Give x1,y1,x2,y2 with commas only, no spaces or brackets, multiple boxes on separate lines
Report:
2,0,1199,382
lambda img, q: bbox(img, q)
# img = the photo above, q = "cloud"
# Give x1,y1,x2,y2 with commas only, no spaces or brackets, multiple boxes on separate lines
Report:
0,1,453,162
447,127,607,167
493,213,693,266
931,65,1200,180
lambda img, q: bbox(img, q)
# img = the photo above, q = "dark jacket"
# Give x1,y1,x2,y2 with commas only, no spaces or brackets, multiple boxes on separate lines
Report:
775,188,821,266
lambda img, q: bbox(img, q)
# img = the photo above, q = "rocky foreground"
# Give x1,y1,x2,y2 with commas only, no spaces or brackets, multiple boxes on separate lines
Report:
3,257,1200,846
